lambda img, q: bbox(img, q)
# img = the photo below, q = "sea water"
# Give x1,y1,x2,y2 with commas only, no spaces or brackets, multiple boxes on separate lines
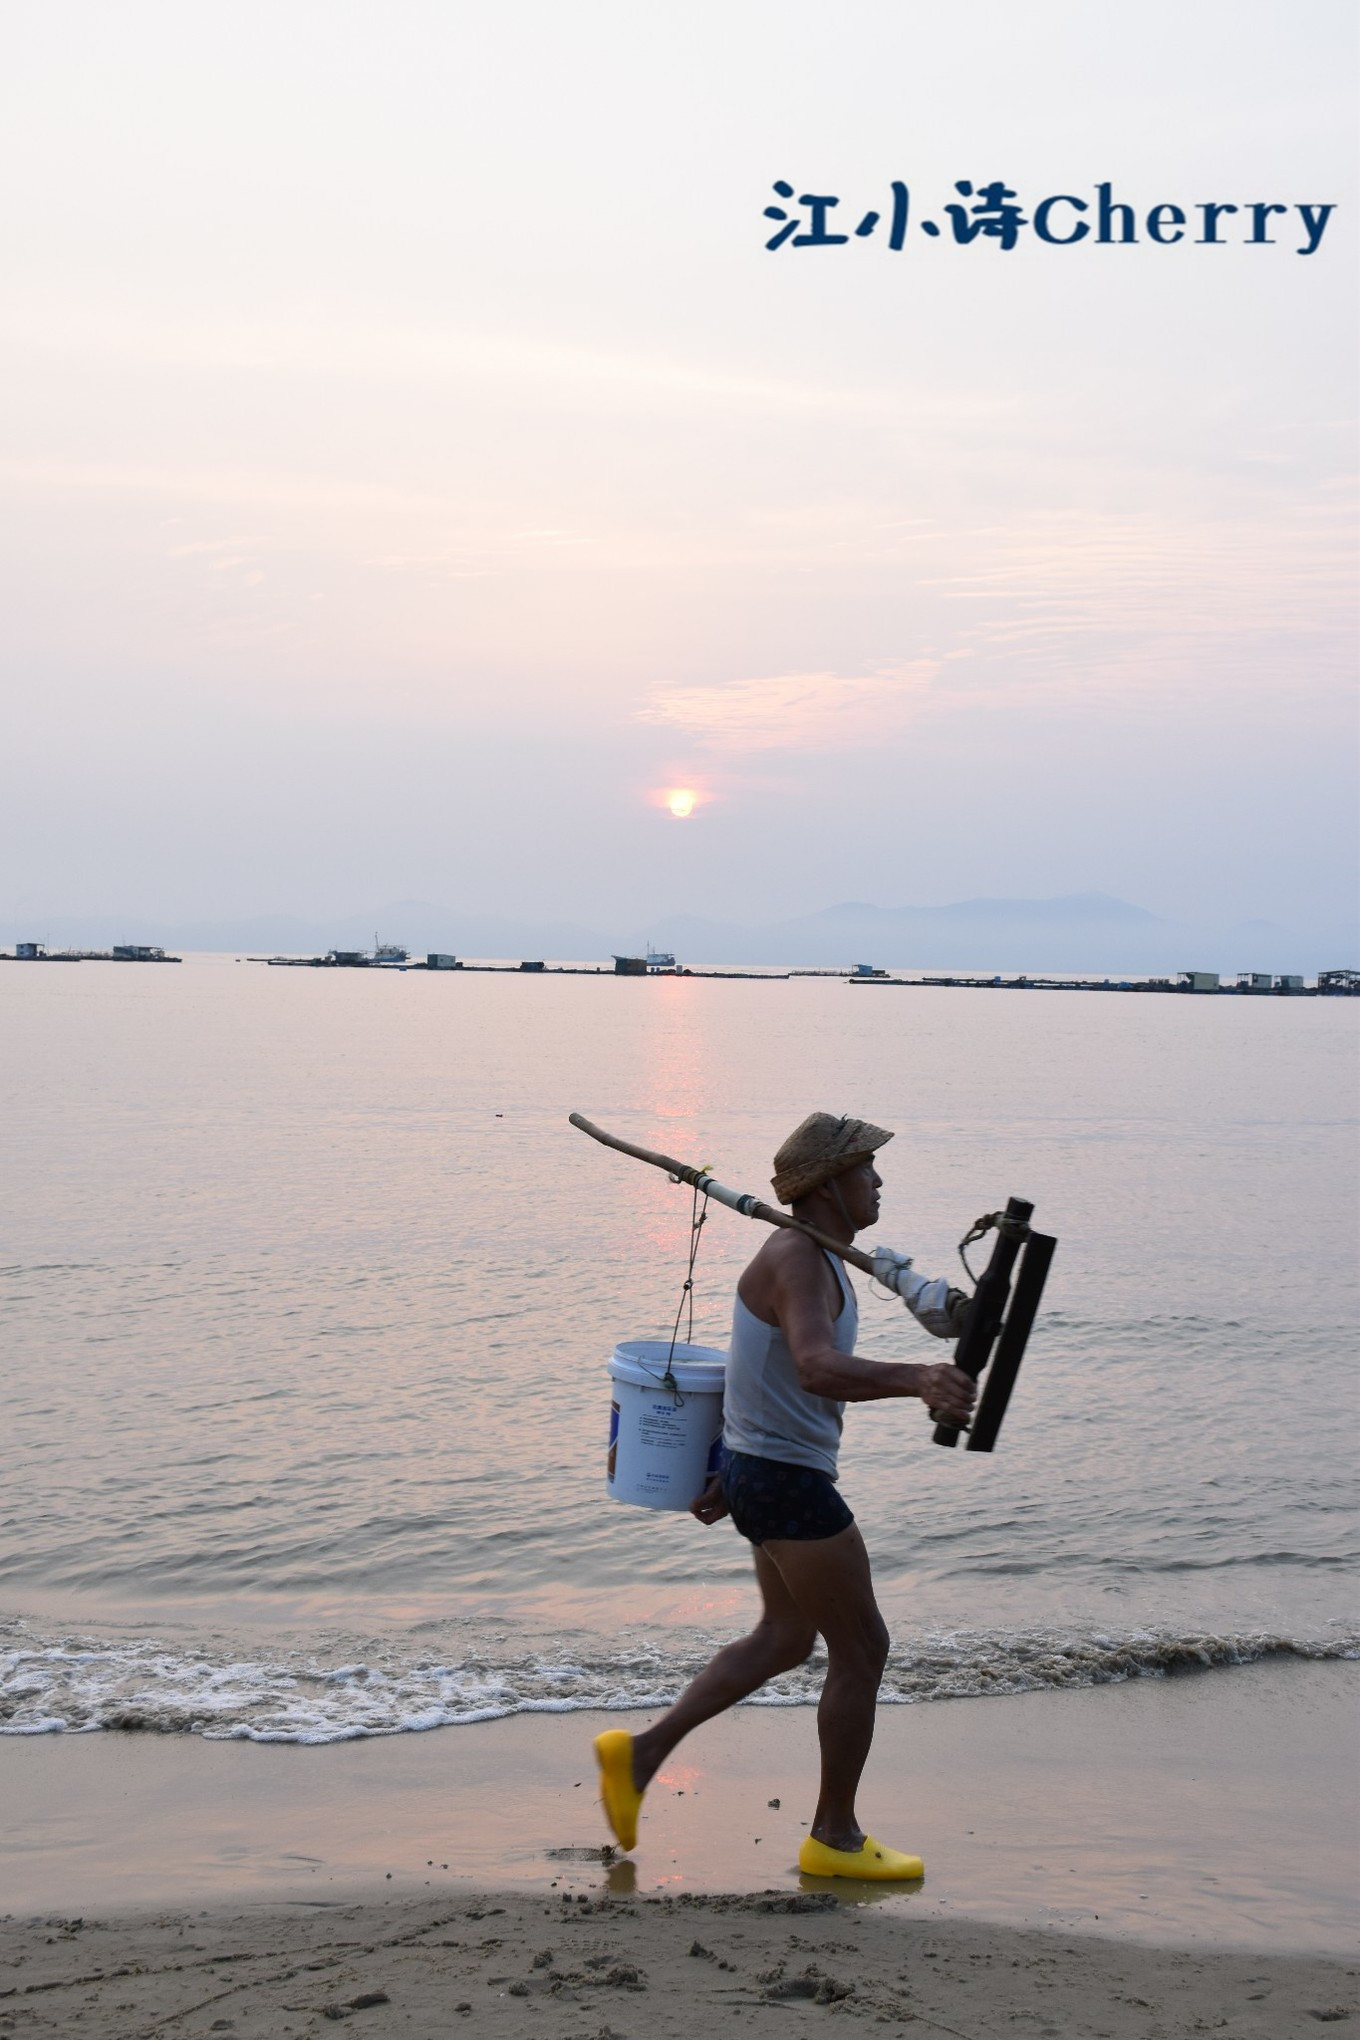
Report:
2,958,1356,1741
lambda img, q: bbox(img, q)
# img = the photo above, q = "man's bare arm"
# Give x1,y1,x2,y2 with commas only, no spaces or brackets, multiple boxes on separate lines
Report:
771,1242,977,1424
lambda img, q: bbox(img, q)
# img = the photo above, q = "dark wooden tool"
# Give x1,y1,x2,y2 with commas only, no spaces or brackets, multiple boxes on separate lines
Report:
933,1197,1057,1452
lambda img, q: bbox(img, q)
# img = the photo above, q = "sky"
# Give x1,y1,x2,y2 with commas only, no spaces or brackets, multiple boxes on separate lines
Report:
2,0,1356,942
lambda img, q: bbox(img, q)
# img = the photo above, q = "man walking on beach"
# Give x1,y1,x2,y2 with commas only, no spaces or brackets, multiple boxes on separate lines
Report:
593,1111,976,1880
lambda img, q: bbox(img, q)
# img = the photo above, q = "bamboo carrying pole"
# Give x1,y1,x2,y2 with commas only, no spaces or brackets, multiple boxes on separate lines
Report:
568,1112,970,1338
568,1111,885,1279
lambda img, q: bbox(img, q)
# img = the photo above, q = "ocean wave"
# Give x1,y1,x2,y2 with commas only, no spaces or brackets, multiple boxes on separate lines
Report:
1,1620,1355,1744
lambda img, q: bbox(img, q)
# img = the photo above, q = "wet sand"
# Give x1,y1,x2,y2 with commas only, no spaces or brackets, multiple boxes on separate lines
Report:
1,1661,1355,2035
4,1660,1354,1947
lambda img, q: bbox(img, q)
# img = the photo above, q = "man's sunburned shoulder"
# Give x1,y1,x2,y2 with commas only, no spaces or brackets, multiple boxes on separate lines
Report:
740,1226,844,1321
749,1226,823,1278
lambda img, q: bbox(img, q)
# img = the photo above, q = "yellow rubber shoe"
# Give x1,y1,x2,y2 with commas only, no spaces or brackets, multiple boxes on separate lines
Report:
798,1833,924,1881
592,1729,643,1852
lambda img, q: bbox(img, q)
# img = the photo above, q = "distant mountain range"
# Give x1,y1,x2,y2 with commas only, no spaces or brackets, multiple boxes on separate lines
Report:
8,892,1353,974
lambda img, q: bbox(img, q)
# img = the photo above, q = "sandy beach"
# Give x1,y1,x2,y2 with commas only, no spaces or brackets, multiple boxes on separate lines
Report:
3,1661,1355,2035
4,1886,1356,2040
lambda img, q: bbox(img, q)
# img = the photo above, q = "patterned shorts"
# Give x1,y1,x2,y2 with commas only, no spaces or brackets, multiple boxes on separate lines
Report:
722,1450,855,1547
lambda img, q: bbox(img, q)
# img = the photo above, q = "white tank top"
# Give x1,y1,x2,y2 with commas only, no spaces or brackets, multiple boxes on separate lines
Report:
722,1252,857,1479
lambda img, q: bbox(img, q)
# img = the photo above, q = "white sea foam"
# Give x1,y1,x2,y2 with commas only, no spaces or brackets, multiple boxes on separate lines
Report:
1,1621,1354,1744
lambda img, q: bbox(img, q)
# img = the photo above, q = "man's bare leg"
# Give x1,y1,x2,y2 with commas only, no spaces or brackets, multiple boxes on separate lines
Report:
760,1523,889,1850
629,1546,816,1791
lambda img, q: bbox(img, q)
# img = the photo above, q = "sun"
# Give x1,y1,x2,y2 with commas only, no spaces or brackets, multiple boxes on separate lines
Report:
649,782,708,818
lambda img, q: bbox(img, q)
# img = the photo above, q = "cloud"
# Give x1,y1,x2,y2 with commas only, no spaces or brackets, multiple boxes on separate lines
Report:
167,535,269,557
0,303,879,418
637,662,941,754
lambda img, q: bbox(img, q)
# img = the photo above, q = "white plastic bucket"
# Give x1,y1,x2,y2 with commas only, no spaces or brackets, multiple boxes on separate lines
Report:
607,1340,726,1511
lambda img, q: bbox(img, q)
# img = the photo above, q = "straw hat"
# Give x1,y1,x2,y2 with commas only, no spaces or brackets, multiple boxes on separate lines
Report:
771,1112,894,1204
